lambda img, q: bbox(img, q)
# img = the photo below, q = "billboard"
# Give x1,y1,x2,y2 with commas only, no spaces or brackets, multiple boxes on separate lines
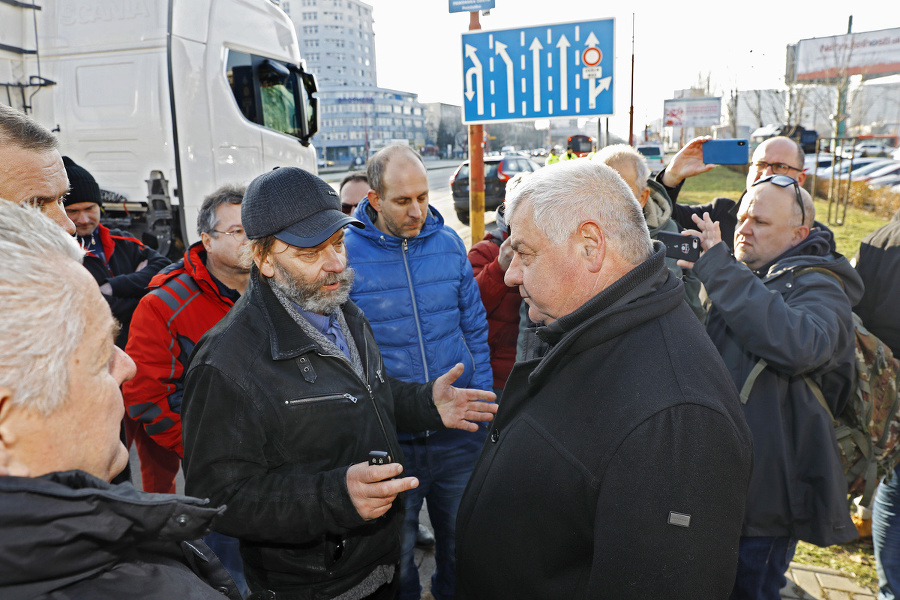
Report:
663,97,721,128
794,27,900,82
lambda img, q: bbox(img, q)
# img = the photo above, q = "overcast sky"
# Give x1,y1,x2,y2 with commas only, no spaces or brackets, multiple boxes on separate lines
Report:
361,0,894,138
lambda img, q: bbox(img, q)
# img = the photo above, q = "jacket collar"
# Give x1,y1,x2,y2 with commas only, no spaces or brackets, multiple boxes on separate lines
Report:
250,266,367,361
529,242,682,386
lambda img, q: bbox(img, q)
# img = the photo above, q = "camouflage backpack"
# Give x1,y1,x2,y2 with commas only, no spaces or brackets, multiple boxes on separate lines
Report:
740,267,900,505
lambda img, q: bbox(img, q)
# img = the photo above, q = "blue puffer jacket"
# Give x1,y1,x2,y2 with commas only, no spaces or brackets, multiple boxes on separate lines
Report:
345,200,492,402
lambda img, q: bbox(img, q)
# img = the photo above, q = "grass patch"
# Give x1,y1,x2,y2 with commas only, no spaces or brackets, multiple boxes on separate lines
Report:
794,539,878,594
674,168,894,258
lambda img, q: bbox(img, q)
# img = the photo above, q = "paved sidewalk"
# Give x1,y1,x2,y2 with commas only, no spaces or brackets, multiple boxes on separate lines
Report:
783,562,876,599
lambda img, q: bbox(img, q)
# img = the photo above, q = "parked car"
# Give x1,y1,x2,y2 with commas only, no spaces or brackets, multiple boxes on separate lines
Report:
816,157,883,178
804,155,832,174
841,159,899,181
851,160,900,183
843,141,893,159
635,143,667,173
869,173,900,190
450,155,540,224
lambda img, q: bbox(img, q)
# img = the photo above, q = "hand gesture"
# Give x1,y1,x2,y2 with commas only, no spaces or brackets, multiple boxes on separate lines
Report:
346,461,418,520
661,136,716,187
432,363,498,432
677,212,722,269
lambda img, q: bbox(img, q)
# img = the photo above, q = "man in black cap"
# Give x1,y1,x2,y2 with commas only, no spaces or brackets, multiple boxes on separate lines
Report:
63,156,170,348
180,167,497,600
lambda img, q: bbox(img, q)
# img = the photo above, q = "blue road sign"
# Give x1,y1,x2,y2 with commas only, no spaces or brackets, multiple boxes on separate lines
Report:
461,19,614,124
449,0,495,13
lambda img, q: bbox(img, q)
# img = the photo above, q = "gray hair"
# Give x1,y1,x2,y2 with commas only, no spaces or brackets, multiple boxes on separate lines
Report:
0,104,58,152
0,201,86,415
367,145,425,197
592,144,650,195
197,183,245,236
506,160,653,266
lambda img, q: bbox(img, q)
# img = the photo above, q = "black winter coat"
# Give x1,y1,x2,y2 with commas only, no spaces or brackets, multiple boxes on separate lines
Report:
182,268,444,598
695,233,863,546
0,470,241,600
456,245,753,600
81,224,170,346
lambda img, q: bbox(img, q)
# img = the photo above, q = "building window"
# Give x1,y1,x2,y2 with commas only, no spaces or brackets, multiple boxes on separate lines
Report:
302,12,317,20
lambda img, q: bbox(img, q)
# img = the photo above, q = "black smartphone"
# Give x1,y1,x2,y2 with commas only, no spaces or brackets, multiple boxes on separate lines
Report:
656,231,701,262
702,139,749,165
368,450,392,465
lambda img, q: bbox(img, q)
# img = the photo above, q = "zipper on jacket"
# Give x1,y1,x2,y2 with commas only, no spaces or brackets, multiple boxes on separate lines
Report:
402,239,430,381
317,349,394,454
284,393,357,406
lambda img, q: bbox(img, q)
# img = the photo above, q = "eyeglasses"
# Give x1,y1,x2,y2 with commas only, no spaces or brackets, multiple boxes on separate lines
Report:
213,228,246,239
341,203,358,215
751,174,805,226
752,161,803,176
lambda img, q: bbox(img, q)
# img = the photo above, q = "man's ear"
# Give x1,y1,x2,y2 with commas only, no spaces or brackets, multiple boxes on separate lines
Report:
257,249,276,278
367,190,382,212
200,231,213,254
791,225,810,247
579,221,606,273
0,387,18,448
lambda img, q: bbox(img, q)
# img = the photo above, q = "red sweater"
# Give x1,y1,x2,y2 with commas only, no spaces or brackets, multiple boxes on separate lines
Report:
467,233,522,390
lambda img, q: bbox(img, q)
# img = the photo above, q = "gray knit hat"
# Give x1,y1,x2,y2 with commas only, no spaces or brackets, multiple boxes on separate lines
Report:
242,167,363,246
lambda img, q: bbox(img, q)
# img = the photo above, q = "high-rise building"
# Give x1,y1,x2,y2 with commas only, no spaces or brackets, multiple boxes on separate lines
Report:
282,0,428,164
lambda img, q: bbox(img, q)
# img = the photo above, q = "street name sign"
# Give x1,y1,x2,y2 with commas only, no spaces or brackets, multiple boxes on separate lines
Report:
449,0,495,13
461,18,614,124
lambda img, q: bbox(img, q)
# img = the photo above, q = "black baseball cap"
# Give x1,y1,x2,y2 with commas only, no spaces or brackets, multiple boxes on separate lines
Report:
242,167,364,247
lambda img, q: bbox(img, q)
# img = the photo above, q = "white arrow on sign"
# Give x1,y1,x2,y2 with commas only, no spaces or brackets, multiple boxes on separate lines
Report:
464,44,484,115
556,35,570,110
529,38,543,112
589,76,611,109
495,41,515,114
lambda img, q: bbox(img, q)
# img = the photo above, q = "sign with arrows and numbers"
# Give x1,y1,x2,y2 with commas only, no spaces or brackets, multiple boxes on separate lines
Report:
461,18,614,124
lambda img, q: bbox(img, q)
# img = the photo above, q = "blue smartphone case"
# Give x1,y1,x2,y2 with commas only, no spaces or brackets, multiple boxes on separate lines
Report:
702,139,749,165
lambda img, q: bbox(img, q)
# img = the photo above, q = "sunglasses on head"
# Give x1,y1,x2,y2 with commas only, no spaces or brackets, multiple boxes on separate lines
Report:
751,174,805,227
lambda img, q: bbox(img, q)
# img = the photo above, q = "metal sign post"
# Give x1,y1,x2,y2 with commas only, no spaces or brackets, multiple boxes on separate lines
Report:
467,10,485,244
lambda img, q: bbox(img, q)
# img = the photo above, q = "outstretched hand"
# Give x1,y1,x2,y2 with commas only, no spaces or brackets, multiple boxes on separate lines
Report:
661,136,716,188
432,363,498,432
677,212,722,270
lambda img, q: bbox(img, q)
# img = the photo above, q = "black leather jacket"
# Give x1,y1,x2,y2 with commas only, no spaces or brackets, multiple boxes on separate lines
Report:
182,268,443,598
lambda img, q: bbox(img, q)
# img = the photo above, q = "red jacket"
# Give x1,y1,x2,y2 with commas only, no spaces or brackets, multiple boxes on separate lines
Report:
123,243,237,456
467,232,522,389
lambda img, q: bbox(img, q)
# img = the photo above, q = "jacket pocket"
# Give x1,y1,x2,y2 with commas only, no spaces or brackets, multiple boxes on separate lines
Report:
283,393,358,407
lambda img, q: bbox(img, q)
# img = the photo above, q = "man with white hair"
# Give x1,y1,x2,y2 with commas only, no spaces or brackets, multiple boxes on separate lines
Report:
0,104,76,234
0,203,241,599
455,160,753,599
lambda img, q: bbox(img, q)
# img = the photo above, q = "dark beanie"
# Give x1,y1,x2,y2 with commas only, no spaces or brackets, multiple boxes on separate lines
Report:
62,156,101,207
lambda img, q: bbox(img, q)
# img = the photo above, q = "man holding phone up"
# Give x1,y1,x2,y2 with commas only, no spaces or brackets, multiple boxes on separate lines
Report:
679,177,861,599
657,136,808,250
181,167,496,600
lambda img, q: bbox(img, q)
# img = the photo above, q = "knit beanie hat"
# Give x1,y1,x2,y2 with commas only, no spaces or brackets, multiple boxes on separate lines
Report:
62,156,101,207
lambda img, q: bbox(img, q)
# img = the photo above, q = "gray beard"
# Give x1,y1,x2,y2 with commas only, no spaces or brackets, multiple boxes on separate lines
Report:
270,263,355,315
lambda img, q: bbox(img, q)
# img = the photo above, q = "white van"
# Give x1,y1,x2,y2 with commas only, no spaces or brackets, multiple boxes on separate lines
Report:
635,143,667,174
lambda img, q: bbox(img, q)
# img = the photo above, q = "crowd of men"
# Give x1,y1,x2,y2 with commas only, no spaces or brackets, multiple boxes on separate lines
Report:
1,98,898,600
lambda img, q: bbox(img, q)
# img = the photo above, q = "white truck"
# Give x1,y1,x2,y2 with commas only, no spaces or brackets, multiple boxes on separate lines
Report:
0,0,319,255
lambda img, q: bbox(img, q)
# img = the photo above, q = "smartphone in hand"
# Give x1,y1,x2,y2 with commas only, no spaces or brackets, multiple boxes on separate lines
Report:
656,231,701,262
702,139,749,165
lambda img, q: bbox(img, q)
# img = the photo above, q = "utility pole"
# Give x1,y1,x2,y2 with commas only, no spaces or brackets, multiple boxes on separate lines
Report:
628,13,635,146
835,15,852,139
467,11,485,244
